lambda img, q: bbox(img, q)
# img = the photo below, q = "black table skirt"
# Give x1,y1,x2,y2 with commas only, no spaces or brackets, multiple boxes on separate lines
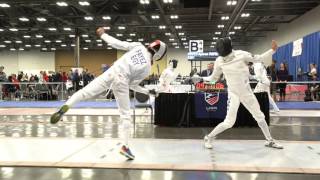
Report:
154,92,270,127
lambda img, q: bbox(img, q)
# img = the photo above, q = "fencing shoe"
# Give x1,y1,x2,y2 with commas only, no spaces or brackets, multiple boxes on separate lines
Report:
265,139,283,149
50,105,69,124
204,135,214,149
120,145,135,160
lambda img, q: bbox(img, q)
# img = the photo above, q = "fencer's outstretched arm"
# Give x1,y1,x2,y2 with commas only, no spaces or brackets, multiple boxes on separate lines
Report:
202,59,223,82
246,40,278,63
129,80,150,95
96,27,141,51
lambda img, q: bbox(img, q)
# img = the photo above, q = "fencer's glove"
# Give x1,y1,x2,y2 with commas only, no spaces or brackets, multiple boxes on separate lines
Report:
149,89,159,97
191,75,204,84
96,27,105,37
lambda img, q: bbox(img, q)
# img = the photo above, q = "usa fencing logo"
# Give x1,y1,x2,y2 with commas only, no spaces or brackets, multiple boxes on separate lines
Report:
205,92,219,106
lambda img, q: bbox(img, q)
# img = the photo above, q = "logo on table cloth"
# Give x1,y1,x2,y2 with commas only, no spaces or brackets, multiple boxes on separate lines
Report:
204,92,219,106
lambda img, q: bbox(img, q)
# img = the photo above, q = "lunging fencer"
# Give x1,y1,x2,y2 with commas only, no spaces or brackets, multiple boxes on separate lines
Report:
50,27,167,160
253,62,280,112
158,59,178,92
192,37,283,149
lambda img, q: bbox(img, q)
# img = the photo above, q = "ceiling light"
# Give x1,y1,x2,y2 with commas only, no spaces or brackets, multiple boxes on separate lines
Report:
4,40,11,43
210,45,215,48
175,46,179,49
96,39,102,42
51,48,56,51
130,33,136,36
144,43,150,46
159,25,166,29
181,37,186,41
25,44,31,47
227,1,237,6
69,34,75,38
61,44,67,47
165,32,171,36
35,44,41,47
229,31,235,35
41,48,47,51
126,39,132,42
139,0,150,4
138,38,144,42
55,40,62,43
0,45,6,48
19,48,24,51
163,0,173,4
63,27,72,31
102,16,111,20
36,17,47,22
19,17,29,22
172,42,178,46
0,29,3,31
103,26,110,30
36,34,43,38
0,3,10,8
151,15,160,19
81,34,89,38
15,40,22,44
234,26,242,30
213,37,218,40
169,38,175,41
23,35,31,38
83,47,88,50
79,1,90,6
170,15,178,19
175,25,182,29
178,32,185,36
184,46,188,49
218,25,224,28
10,48,16,51
215,32,221,35
252,0,261,1
221,16,229,20
107,47,112,49
118,26,125,30
212,42,216,44
84,16,93,21
9,28,18,32
97,44,103,46
48,27,57,31
44,40,51,43
85,39,91,42
71,44,75,47
116,34,123,37
183,42,188,45
241,13,250,17
56,2,68,6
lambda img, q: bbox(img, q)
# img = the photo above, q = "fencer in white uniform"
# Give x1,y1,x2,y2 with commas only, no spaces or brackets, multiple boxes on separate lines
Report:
158,59,178,92
192,37,283,149
50,27,167,160
253,62,280,112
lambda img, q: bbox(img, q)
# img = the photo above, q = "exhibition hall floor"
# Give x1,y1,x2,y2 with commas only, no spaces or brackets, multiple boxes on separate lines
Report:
0,109,319,179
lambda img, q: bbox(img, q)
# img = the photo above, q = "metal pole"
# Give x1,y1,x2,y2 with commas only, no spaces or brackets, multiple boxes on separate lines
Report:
74,35,80,67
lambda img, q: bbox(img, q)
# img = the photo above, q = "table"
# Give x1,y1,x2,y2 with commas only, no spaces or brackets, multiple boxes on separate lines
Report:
154,92,269,127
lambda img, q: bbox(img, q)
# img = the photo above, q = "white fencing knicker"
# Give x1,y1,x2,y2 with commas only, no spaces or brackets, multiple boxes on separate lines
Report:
65,67,133,145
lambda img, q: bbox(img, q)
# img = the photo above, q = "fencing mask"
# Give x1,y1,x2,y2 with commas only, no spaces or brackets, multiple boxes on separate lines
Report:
169,59,178,69
216,37,232,57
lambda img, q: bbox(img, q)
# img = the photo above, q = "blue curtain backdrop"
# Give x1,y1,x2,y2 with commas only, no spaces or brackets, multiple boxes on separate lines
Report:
272,31,320,81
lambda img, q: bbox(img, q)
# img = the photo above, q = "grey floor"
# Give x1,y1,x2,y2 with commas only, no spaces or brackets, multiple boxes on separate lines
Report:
0,114,320,179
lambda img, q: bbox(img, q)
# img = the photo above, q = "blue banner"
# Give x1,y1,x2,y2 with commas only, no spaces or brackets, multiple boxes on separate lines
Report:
194,92,227,119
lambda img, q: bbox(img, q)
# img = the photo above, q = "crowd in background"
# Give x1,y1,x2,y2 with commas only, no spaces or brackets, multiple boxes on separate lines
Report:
0,66,96,100
0,60,318,101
